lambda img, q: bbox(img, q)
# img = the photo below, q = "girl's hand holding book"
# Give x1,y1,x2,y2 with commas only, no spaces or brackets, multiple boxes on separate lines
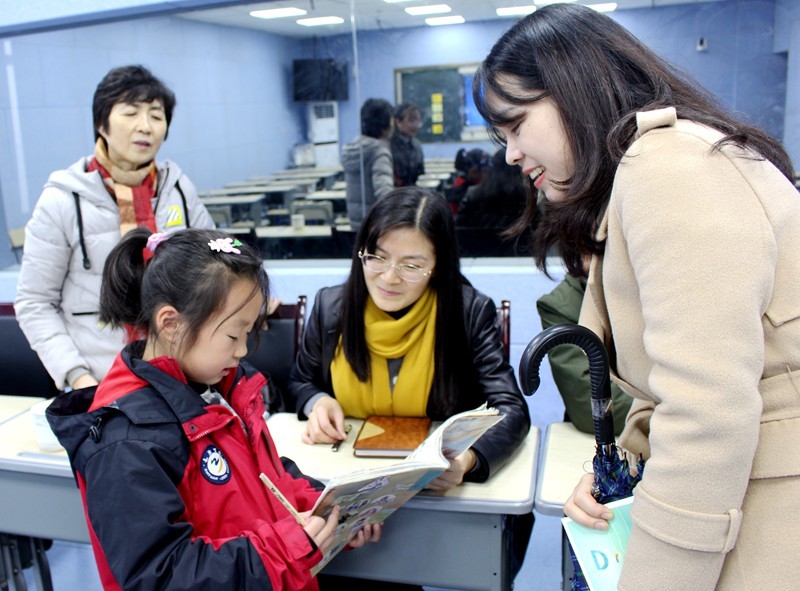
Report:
302,505,340,553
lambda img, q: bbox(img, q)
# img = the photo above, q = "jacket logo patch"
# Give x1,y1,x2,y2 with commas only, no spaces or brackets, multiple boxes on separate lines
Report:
200,445,231,484
165,205,185,228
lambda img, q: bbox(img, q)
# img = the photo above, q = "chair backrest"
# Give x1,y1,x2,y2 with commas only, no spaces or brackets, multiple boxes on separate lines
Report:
0,304,59,397
290,200,334,225
243,295,307,404
8,227,24,263
497,299,510,363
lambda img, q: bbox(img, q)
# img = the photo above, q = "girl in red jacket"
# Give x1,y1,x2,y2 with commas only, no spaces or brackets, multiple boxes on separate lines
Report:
48,227,379,590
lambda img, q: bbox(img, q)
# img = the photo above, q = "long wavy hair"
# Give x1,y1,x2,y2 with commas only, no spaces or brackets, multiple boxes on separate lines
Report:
339,187,472,418
473,3,793,277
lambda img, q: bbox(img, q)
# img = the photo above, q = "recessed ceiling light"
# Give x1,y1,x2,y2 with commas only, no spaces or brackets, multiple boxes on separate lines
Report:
250,7,307,20
406,4,451,16
587,3,617,12
496,6,537,17
425,15,465,26
297,16,345,26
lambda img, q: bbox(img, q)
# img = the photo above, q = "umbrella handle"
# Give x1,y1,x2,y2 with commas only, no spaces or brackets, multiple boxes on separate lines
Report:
518,323,615,448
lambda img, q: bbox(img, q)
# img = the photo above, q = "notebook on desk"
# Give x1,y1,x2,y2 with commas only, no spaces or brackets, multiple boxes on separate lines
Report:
352,416,432,458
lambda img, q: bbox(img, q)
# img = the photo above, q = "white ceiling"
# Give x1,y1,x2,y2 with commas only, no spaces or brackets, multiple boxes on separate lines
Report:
178,0,727,39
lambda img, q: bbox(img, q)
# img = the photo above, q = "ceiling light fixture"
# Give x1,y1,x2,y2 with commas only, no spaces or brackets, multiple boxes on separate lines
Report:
297,16,345,26
425,15,465,26
496,6,537,17
587,3,617,12
406,4,452,16
250,7,307,20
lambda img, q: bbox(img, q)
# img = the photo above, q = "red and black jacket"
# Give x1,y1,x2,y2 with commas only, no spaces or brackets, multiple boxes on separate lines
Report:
47,341,323,591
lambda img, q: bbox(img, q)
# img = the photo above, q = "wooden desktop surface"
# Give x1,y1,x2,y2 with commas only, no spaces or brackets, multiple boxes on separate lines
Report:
268,413,538,514
535,421,596,516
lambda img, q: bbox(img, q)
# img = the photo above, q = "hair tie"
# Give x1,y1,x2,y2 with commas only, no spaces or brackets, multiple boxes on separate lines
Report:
146,232,170,253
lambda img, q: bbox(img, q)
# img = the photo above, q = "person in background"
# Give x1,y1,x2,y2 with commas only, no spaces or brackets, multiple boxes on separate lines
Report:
288,187,532,587
445,147,491,214
390,102,425,187
455,148,527,229
537,272,632,436
474,4,800,589
47,228,379,590
15,65,214,392
341,98,395,231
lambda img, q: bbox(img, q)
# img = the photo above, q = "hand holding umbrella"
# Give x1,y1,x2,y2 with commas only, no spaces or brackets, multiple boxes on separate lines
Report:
519,323,644,591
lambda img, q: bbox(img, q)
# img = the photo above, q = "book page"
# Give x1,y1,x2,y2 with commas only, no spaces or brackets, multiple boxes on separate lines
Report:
406,404,503,464
310,464,443,575
561,496,634,591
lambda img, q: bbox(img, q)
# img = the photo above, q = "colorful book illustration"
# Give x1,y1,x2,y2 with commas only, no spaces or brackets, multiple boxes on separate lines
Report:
309,404,504,574
352,416,432,457
561,496,634,591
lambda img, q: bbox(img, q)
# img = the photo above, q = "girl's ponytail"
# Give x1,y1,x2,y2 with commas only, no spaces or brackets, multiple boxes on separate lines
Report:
99,227,150,329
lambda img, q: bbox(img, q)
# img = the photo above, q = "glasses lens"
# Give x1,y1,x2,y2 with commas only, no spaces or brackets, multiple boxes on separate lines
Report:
395,266,425,283
362,254,387,273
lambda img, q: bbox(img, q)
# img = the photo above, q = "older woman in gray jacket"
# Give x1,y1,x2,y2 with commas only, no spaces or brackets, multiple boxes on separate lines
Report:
15,65,214,391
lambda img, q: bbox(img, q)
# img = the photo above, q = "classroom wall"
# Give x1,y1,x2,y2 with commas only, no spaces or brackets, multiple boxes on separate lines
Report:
0,15,305,230
331,0,788,162
775,0,800,168
0,0,793,256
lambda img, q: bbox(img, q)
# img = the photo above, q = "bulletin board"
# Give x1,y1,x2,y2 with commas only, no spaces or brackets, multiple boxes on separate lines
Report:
395,64,482,143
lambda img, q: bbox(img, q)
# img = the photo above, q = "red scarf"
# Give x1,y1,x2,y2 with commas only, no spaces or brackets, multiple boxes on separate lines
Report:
89,138,158,234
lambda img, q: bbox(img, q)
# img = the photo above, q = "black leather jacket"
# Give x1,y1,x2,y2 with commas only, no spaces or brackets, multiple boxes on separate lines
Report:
288,284,531,482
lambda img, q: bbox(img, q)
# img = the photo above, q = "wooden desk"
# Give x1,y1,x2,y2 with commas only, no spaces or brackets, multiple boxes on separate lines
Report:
268,413,539,590
255,226,332,239
0,404,88,543
0,394,42,425
535,422,595,516
201,185,301,224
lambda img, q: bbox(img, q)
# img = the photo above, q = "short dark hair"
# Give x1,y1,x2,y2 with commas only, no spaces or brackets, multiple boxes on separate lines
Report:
361,98,394,138
100,228,269,354
93,65,177,141
394,102,420,121
473,3,793,277
339,187,472,418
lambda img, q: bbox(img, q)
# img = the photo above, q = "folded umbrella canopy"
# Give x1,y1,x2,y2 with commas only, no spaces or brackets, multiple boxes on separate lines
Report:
519,323,644,591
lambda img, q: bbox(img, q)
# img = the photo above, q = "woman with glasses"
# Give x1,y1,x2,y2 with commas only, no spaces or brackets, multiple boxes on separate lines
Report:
288,186,530,491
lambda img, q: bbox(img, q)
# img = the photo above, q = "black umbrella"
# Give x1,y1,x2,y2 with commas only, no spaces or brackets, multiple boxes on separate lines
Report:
519,323,644,591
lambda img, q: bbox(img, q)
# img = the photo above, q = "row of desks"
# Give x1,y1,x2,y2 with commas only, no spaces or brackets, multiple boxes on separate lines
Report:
0,395,553,590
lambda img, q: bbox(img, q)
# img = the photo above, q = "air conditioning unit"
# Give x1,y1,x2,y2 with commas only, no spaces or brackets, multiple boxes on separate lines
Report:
308,102,338,143
307,102,339,167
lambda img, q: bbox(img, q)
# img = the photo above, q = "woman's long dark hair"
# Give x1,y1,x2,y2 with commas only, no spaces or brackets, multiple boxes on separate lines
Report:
473,3,793,277
339,187,471,418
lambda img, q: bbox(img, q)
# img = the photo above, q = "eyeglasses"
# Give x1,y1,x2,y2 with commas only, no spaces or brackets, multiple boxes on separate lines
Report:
359,252,432,283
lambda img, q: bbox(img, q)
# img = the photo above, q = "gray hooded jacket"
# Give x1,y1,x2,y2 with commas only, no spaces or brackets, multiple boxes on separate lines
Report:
15,157,215,388
340,135,394,230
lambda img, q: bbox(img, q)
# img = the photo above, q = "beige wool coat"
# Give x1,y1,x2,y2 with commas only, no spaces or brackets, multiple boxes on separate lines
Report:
580,107,800,590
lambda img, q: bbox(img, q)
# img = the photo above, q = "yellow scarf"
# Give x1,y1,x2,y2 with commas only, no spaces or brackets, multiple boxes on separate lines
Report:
331,289,436,418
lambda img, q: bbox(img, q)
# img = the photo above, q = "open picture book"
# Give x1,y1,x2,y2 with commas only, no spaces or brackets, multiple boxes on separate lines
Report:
308,404,505,574
561,496,634,591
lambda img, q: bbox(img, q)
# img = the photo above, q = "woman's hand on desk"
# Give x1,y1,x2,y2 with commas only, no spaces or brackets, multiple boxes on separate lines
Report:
564,472,613,531
303,396,347,444
425,449,477,492
72,373,99,390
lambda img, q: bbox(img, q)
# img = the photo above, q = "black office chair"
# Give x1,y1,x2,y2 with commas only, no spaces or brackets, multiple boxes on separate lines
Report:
497,299,511,363
0,304,59,397
243,295,307,413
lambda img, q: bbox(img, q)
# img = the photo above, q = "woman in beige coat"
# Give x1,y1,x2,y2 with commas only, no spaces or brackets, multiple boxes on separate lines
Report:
473,4,799,590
